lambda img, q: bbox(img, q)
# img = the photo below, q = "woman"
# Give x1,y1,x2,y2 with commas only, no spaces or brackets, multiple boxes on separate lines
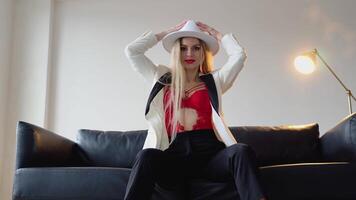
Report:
124,20,266,200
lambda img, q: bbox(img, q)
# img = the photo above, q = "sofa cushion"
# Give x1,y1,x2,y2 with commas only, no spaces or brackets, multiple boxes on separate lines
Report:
260,162,356,200
230,123,321,166
13,167,130,200
77,129,146,168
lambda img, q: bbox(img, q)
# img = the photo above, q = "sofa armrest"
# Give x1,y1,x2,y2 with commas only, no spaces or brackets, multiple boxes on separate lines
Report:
320,113,356,162
15,121,87,169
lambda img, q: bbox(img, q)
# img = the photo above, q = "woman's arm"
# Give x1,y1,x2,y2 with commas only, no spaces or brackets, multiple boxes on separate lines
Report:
218,34,247,93
196,21,247,93
124,31,160,83
125,20,188,82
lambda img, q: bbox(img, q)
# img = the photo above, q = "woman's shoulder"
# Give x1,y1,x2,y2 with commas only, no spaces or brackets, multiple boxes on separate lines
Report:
154,64,171,81
158,64,170,70
201,69,219,76
157,64,170,74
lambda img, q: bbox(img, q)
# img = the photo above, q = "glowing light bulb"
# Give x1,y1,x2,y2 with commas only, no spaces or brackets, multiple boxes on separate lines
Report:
294,56,316,74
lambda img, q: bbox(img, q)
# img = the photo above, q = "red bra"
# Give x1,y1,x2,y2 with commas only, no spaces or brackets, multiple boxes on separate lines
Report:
163,82,213,138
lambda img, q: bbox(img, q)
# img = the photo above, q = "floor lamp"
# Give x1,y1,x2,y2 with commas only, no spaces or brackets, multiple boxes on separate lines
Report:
294,48,356,114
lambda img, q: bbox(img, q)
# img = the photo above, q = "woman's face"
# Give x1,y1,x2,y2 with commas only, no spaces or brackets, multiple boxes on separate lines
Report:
180,37,204,70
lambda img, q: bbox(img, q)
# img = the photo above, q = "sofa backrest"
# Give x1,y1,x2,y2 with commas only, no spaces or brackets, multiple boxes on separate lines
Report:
77,123,321,168
230,123,321,166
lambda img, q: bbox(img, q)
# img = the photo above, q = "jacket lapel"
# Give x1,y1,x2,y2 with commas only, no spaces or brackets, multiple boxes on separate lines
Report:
200,73,219,115
145,72,171,115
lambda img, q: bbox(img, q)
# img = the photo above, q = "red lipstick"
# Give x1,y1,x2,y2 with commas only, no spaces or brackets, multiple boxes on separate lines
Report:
184,59,195,64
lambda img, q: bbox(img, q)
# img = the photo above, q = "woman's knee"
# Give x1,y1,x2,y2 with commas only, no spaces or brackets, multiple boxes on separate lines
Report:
135,148,164,162
227,143,255,157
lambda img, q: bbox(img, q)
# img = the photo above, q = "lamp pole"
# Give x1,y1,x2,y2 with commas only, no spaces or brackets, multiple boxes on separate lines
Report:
312,49,356,114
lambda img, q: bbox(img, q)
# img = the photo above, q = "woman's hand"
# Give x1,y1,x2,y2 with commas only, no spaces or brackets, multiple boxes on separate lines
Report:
155,20,188,41
196,21,223,42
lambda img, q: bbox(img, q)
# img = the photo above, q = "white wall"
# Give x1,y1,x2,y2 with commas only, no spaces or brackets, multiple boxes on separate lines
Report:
49,0,356,141
0,0,14,192
1,0,356,199
0,0,53,199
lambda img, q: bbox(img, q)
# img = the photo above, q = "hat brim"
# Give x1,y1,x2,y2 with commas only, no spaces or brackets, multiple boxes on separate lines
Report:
162,31,219,56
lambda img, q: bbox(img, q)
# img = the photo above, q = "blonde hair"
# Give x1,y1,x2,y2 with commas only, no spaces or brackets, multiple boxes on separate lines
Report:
165,37,214,142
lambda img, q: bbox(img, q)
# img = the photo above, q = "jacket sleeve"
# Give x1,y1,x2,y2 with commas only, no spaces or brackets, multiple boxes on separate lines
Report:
217,33,247,93
124,30,160,82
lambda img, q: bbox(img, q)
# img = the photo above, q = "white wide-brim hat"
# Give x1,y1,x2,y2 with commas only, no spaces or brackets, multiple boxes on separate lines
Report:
162,20,219,56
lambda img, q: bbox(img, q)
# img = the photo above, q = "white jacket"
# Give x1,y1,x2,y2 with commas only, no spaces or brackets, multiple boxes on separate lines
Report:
125,30,247,150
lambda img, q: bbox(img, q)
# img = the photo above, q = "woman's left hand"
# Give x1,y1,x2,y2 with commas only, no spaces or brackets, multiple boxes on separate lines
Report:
196,21,223,42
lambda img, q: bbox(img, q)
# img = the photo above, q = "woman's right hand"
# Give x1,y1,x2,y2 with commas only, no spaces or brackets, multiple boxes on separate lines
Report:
155,20,188,41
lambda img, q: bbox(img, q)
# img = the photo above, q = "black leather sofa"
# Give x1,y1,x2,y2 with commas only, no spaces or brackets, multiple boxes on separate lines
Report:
13,113,356,200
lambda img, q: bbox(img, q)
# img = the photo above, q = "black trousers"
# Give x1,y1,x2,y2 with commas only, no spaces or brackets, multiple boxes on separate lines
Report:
124,129,265,200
